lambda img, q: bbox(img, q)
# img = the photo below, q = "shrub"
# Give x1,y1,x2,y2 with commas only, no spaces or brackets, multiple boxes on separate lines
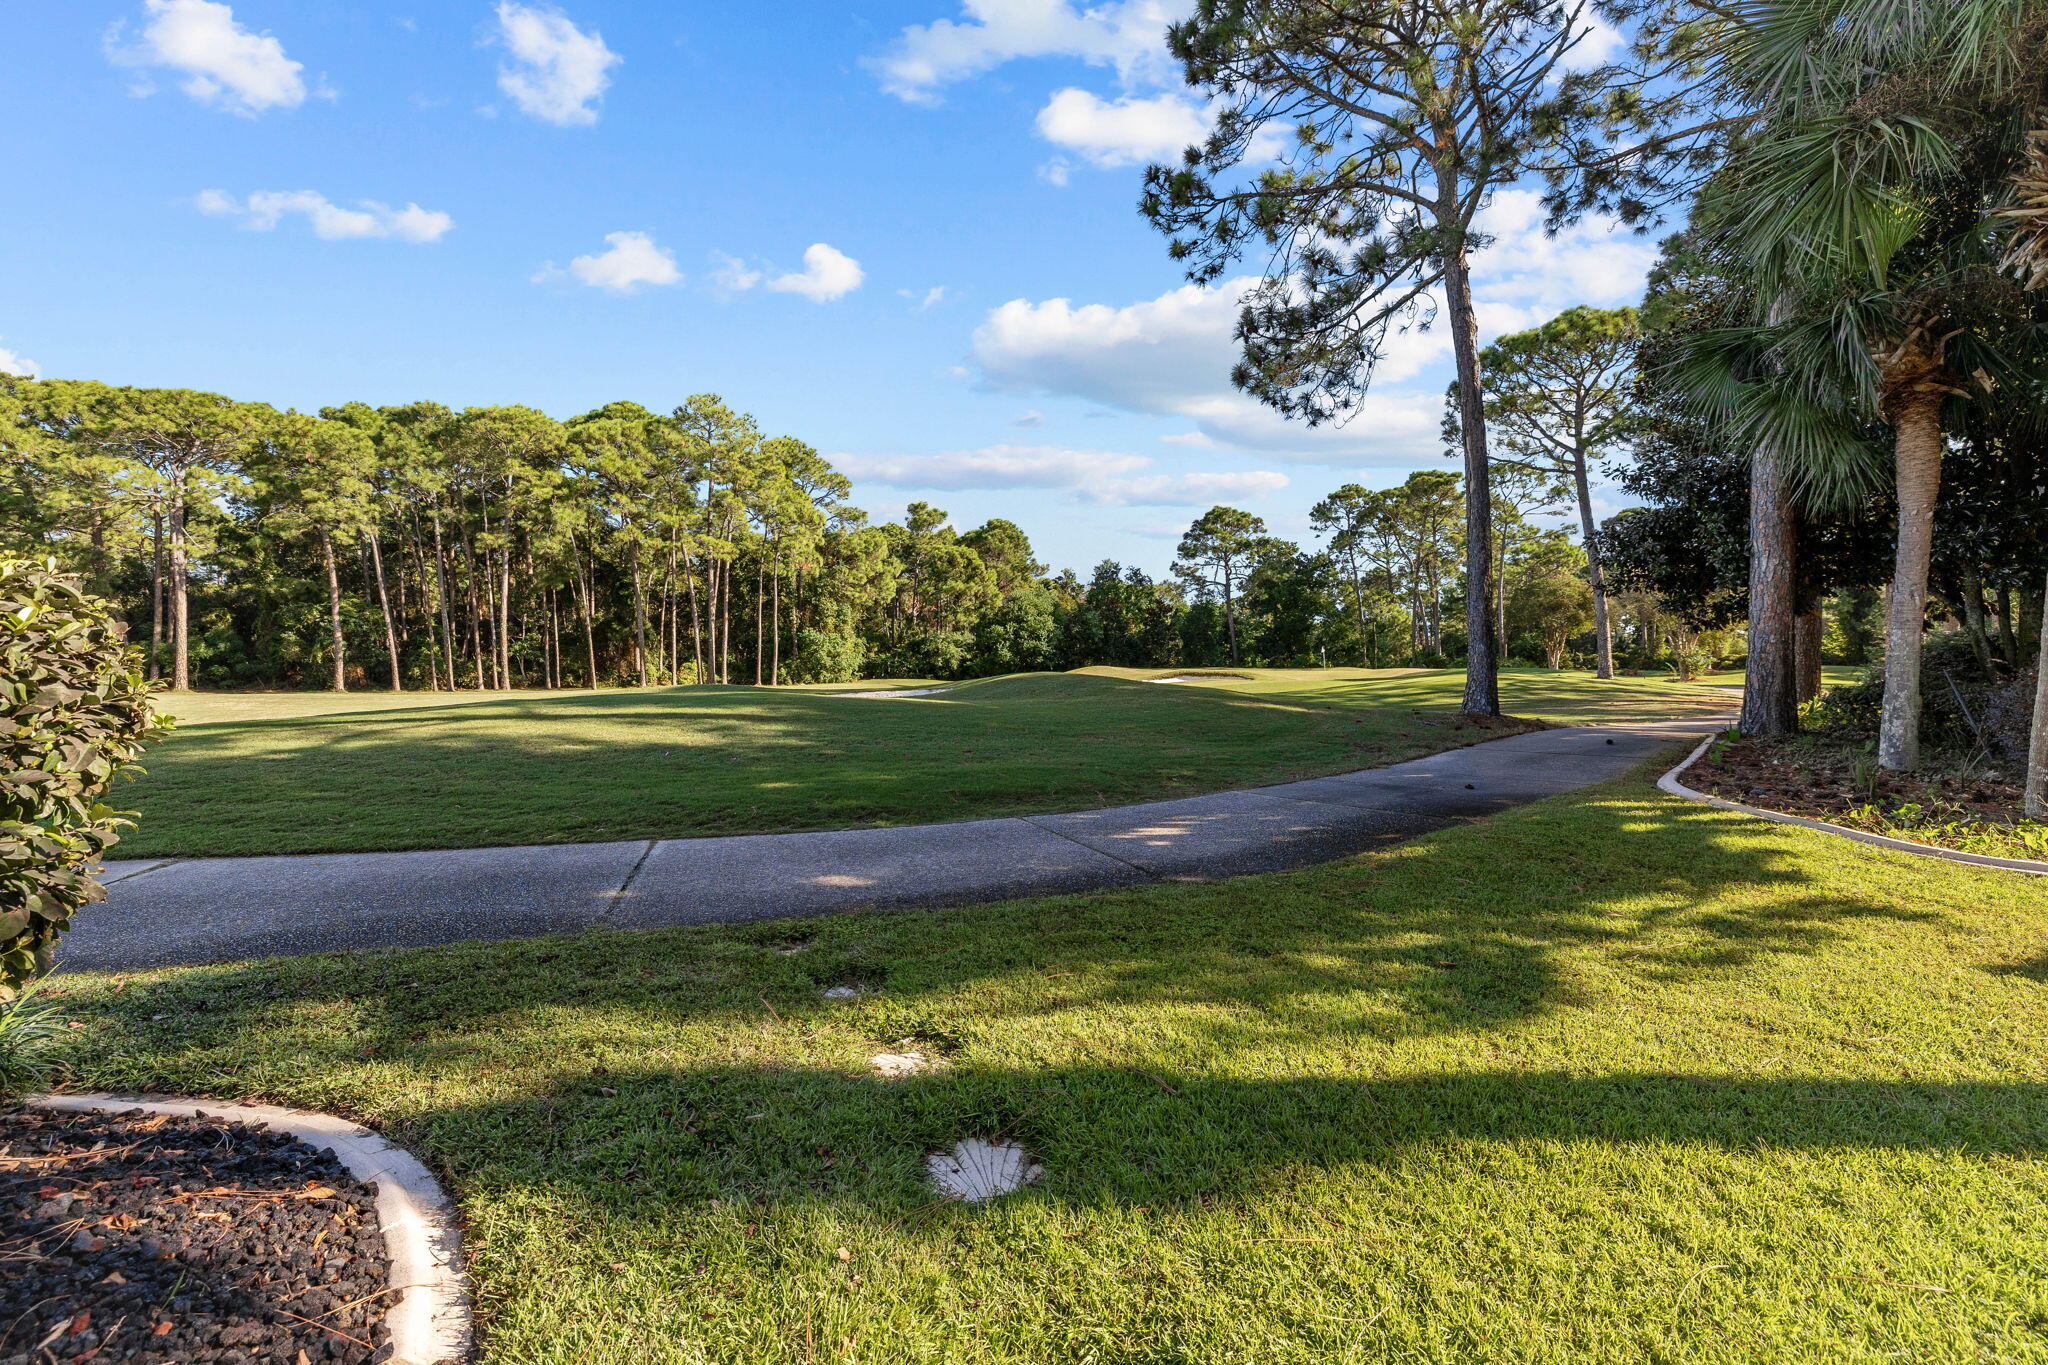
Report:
784,629,866,685
0,560,169,989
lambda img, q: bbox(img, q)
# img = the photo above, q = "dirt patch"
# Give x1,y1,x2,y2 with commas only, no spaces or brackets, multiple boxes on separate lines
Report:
2,1106,389,1363
1147,672,1253,684
1684,735,2046,861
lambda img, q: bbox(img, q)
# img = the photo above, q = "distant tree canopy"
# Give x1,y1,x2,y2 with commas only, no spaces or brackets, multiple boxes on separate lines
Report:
3,373,1654,692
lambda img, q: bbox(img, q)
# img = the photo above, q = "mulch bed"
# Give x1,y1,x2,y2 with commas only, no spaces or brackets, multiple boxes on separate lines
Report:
1,1107,390,1364
1684,735,2035,841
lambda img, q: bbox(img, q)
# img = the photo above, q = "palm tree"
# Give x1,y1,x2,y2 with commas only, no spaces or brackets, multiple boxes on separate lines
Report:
1677,0,2048,768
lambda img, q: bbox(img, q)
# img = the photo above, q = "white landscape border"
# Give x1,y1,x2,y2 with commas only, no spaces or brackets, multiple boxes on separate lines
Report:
26,1092,472,1365
1659,734,2048,877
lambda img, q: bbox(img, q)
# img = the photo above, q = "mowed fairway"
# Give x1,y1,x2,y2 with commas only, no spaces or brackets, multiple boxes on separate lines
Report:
57,770,2048,1364
118,668,1733,858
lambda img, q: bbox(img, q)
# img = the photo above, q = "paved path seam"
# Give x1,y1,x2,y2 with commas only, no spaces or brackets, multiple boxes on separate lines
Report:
63,715,1730,972
1659,735,2048,877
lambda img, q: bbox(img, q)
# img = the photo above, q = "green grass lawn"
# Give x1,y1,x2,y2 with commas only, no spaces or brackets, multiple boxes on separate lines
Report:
50,761,2048,1363
119,667,1735,858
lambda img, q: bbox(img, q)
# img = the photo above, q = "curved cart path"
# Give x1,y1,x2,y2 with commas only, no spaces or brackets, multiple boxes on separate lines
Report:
65,716,1729,972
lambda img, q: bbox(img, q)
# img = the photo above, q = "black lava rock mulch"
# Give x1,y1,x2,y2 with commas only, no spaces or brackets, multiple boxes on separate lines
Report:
1,1106,391,1364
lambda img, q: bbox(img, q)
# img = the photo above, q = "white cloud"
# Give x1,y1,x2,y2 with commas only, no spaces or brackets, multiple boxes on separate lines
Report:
834,443,1286,507
708,252,764,294
1036,87,1207,166
1077,469,1289,506
720,244,865,303
0,340,39,377
493,2,620,126
1160,430,1214,448
534,231,682,293
969,197,1657,464
1039,158,1073,188
196,189,453,242
767,243,866,302
108,0,309,115
899,285,949,310
868,0,1187,104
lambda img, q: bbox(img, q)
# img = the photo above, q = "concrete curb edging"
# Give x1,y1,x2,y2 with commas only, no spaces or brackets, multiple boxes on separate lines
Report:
1658,735,2048,877
26,1093,472,1365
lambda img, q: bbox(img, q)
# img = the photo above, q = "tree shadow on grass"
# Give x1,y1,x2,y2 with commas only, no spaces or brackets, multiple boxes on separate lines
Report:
66,789,1952,1081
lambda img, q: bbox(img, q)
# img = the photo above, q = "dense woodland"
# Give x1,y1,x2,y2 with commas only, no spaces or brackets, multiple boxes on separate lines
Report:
0,374,1675,691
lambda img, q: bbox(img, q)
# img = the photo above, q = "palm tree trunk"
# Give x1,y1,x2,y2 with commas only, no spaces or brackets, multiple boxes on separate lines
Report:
1795,607,1824,704
2027,570,2047,819
320,527,347,692
1878,395,1944,770
1442,245,1500,716
1573,449,1615,679
1741,444,1800,737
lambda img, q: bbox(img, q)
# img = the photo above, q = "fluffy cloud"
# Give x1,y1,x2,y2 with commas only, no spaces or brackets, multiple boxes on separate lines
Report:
969,196,1658,463
868,0,1186,104
767,244,866,302
108,0,308,115
196,190,453,242
0,340,38,378
493,2,620,126
1035,88,1207,167
1077,469,1289,506
542,231,683,293
719,244,866,303
833,444,1286,507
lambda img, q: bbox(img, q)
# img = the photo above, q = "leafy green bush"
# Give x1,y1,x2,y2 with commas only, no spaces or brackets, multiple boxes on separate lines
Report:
1,560,169,988
784,628,866,684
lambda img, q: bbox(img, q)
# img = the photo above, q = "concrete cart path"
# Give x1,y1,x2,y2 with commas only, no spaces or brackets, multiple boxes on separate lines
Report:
64,715,1730,972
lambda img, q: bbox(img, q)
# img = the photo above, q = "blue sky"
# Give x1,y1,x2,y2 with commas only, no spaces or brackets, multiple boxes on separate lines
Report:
1,1,1660,576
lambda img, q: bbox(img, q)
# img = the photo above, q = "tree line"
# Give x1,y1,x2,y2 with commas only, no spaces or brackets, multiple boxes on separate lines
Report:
0,376,1641,692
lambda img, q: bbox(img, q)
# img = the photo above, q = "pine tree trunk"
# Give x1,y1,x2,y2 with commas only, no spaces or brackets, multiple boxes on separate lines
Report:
498,548,514,690
579,554,599,688
755,561,765,686
148,510,165,683
2027,570,2047,819
630,541,650,687
1878,396,1944,771
685,550,706,684
1573,448,1616,679
771,543,782,686
320,527,347,692
1223,562,1240,667
1742,444,1800,736
431,515,458,692
1442,246,1500,716
368,533,402,691
168,479,191,691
